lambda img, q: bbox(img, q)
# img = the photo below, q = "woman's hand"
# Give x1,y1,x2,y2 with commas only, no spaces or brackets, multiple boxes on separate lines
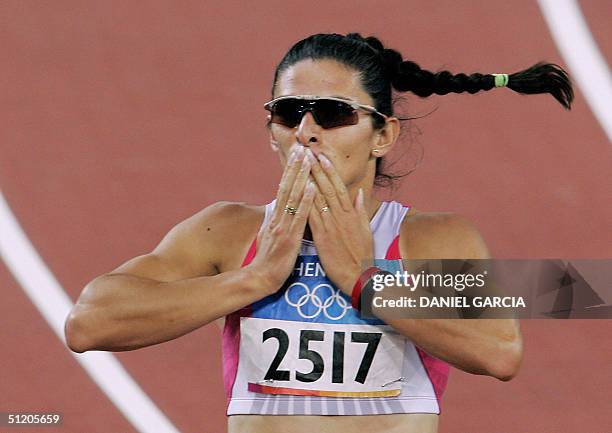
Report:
306,149,374,295
247,146,315,294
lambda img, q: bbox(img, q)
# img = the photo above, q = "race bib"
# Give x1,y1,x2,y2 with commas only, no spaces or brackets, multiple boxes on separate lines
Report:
240,317,405,397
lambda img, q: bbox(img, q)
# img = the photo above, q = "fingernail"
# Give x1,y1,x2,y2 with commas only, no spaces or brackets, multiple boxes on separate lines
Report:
318,153,331,168
309,150,319,165
296,146,305,159
288,149,297,164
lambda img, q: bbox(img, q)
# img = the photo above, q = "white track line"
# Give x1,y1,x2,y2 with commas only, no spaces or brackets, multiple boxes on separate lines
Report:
538,0,612,143
0,191,179,433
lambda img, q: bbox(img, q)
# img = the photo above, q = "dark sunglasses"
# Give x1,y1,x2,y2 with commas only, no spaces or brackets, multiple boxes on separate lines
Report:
264,95,388,129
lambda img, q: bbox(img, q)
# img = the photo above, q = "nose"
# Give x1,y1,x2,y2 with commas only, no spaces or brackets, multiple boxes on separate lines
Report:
295,111,320,146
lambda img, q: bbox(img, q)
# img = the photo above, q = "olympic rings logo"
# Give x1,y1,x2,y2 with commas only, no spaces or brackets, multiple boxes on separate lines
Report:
284,282,352,320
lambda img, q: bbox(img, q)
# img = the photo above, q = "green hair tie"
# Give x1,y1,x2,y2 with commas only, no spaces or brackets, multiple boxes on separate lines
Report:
493,73,509,88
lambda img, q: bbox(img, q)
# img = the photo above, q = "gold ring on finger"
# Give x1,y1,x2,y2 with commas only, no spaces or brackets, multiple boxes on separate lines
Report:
284,205,298,215
320,206,329,213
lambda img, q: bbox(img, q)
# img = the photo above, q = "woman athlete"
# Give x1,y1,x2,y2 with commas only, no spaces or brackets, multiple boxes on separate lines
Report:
65,33,573,433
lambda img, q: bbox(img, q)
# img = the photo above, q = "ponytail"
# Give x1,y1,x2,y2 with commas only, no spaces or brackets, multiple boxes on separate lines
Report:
381,47,573,109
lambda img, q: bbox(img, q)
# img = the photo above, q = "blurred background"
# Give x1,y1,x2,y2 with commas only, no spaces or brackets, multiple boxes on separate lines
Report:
1,1,611,432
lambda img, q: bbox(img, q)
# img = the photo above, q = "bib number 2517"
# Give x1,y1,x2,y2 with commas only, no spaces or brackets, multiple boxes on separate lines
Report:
240,317,405,397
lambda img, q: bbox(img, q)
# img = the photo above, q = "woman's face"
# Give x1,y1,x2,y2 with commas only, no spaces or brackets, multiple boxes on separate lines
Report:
270,59,396,190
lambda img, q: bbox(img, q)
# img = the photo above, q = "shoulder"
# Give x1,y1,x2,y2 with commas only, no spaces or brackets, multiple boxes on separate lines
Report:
167,201,264,239
153,201,265,275
193,201,265,230
398,207,490,259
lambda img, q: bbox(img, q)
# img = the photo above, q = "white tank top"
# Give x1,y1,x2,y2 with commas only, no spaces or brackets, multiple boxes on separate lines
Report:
222,200,449,416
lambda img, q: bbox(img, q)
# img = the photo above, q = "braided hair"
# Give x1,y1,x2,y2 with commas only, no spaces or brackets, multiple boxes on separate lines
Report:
272,33,574,186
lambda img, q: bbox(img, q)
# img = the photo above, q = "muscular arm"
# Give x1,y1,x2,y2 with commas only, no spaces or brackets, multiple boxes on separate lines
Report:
384,212,523,381
64,202,265,353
